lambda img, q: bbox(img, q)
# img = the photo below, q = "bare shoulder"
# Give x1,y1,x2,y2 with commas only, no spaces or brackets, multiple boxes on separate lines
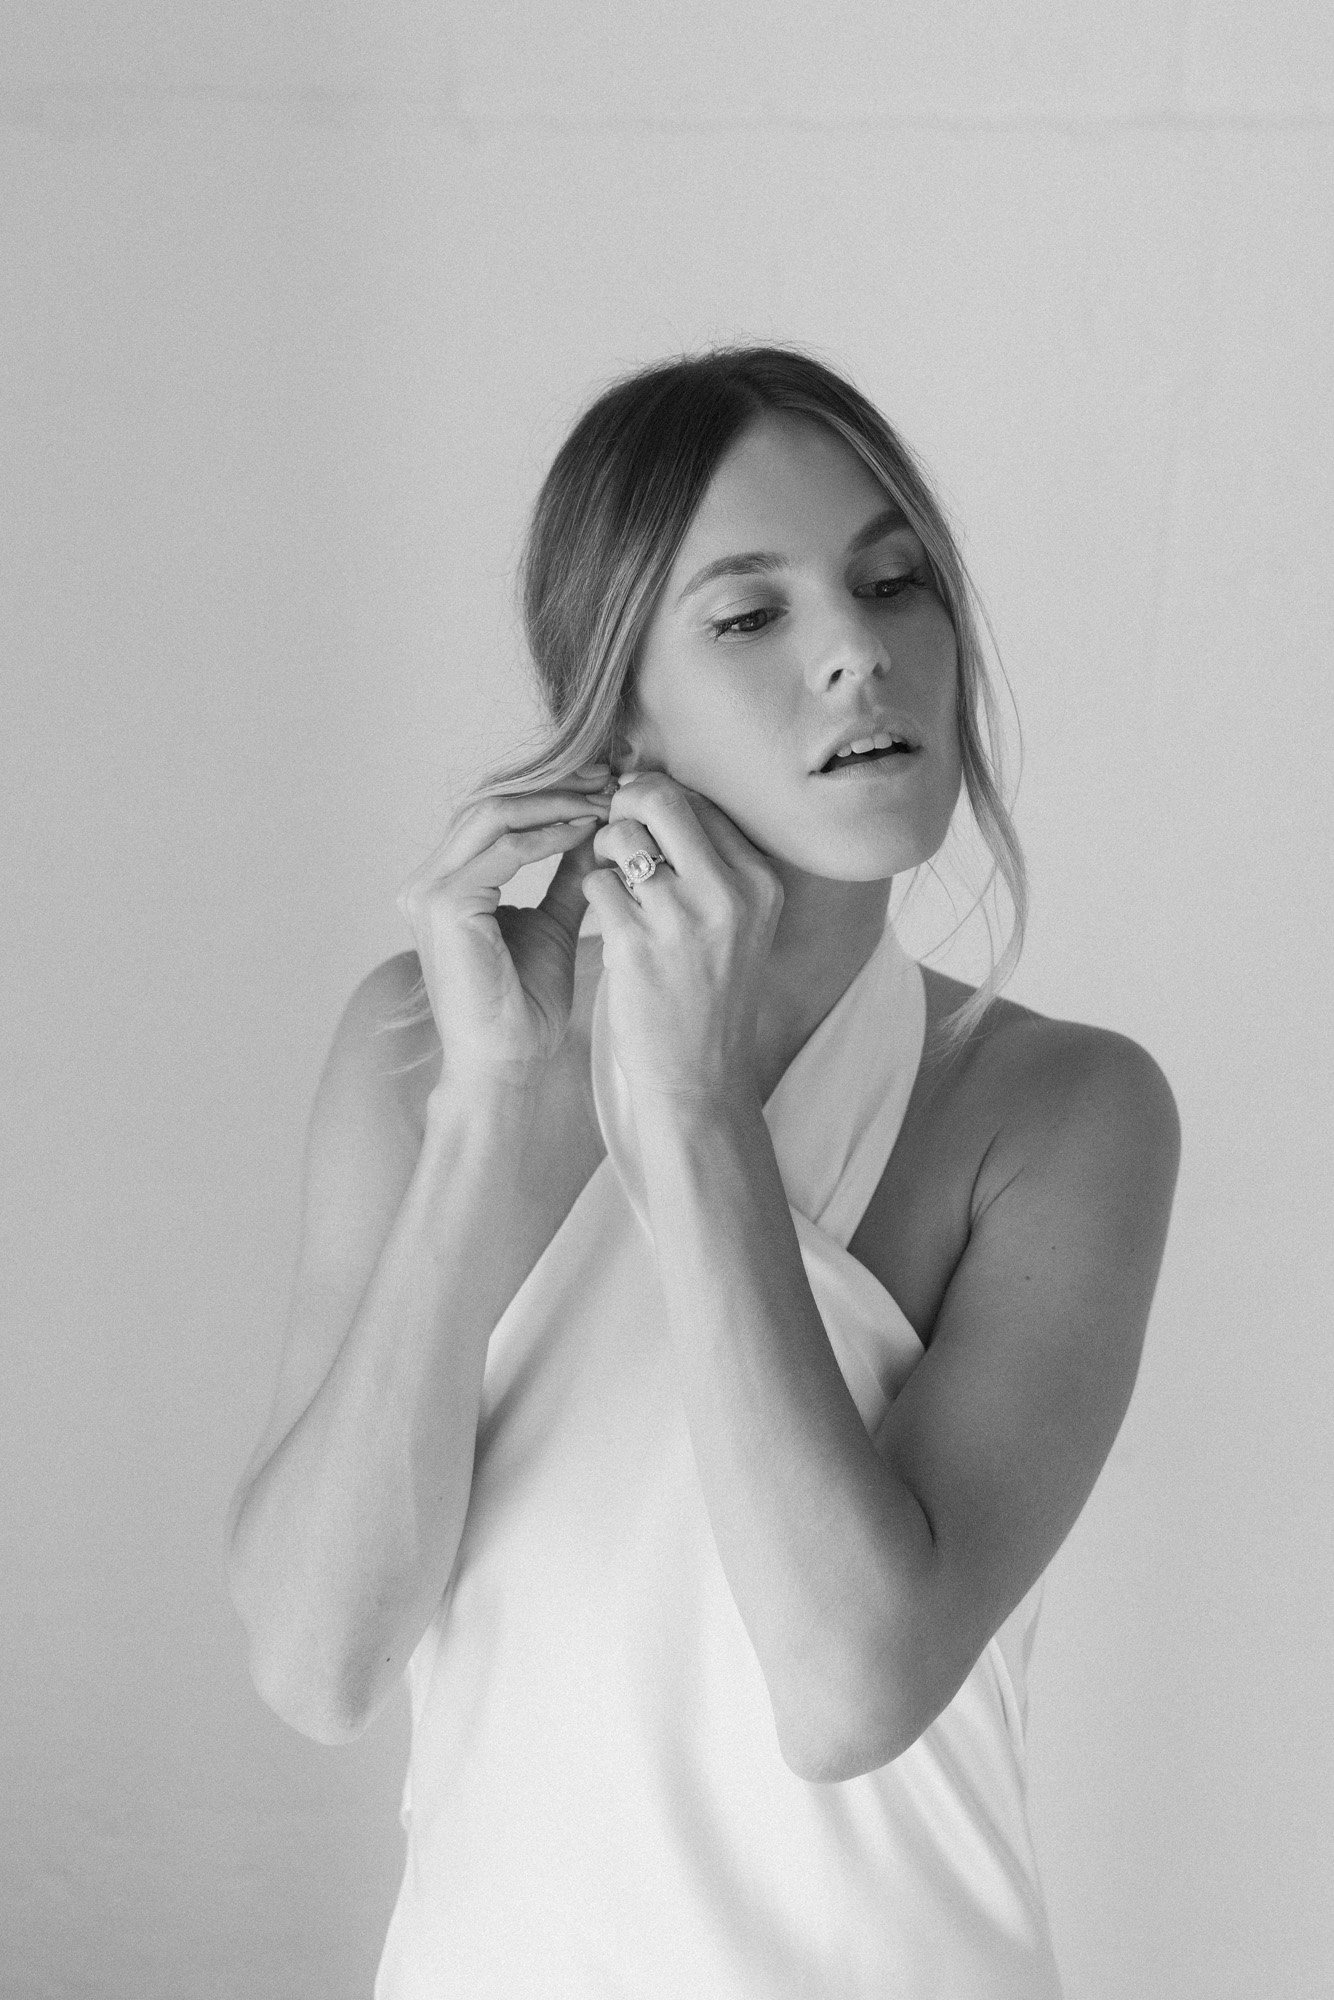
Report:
923,970,1182,1220
347,950,443,1134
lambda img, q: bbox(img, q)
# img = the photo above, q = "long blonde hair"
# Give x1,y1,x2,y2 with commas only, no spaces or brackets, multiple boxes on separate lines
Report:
378,344,1027,1067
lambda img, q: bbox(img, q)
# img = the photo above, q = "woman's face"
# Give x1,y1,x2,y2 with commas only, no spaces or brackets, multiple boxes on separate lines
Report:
624,412,963,884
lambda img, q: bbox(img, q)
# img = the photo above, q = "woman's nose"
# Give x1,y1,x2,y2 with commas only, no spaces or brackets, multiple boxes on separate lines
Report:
805,605,889,689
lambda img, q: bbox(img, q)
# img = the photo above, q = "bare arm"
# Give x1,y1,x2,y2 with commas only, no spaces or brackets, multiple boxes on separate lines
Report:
629,1024,1181,1781
225,953,552,1743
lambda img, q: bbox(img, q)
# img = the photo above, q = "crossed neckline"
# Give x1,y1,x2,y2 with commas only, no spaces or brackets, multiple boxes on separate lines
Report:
590,917,928,1258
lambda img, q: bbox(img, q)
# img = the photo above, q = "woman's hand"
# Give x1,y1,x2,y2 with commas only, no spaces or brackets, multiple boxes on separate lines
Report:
580,770,785,1101
395,764,615,1095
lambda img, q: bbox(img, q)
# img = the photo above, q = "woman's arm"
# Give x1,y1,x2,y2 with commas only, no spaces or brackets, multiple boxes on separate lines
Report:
629,1022,1181,1781
225,954,551,1744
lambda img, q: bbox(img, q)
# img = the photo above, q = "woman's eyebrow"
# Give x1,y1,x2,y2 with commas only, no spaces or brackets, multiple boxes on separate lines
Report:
674,503,911,607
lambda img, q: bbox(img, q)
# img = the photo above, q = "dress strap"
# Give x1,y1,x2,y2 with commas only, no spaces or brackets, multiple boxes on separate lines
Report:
764,923,926,1249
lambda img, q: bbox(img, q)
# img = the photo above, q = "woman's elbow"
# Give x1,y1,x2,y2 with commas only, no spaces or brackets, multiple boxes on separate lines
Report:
244,1628,375,1745
775,1639,956,1782
227,1545,376,1745
264,1683,372,1748
779,1708,925,1784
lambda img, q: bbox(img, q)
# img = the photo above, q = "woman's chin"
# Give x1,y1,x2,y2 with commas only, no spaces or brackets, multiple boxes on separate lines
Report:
794,825,942,882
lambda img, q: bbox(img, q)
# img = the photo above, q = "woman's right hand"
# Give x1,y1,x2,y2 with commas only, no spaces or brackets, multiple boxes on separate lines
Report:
395,763,616,1098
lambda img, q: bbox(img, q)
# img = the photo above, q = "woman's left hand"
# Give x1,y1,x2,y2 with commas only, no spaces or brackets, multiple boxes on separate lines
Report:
578,770,785,1101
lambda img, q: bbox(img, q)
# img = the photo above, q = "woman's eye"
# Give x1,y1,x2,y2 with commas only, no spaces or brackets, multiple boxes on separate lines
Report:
709,607,777,638
862,570,925,601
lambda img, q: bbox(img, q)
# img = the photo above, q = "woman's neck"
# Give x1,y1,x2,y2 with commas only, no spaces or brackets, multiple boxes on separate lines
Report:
752,874,894,1099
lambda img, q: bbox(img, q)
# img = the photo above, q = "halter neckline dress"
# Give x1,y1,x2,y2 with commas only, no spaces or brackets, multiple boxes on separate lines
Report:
375,919,1063,1998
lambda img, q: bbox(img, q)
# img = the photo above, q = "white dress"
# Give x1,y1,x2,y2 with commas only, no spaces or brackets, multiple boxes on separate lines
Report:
375,919,1064,1998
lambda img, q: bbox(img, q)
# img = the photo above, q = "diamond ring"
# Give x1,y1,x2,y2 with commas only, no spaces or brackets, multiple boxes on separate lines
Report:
617,848,670,902
621,849,663,886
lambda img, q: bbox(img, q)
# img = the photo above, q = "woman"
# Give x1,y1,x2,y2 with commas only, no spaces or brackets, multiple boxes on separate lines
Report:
227,346,1181,1997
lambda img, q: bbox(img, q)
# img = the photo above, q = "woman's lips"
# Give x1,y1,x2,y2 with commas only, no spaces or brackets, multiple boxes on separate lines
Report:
813,747,921,780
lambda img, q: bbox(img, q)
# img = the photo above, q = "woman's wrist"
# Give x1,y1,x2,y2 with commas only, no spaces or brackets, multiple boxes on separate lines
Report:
424,1062,549,1144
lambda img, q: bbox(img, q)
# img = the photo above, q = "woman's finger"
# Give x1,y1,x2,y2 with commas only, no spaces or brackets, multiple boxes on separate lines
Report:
606,775,719,881
401,786,613,893
590,817,676,894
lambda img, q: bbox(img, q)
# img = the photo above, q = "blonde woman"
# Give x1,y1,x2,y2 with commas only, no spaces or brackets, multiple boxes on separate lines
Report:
227,347,1181,1997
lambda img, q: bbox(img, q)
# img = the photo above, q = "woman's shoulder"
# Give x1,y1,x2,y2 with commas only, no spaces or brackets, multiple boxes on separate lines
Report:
920,968,1181,1205
924,965,1178,1109
362,948,439,1031
344,950,443,1131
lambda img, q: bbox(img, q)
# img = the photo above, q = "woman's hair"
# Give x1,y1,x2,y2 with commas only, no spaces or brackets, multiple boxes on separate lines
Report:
378,344,1027,1067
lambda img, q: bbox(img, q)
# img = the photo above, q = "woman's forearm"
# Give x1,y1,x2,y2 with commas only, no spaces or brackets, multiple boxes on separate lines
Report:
227,1081,546,1742
630,1082,935,1780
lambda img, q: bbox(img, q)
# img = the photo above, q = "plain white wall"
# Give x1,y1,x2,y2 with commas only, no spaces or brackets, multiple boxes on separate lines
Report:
4,5,1332,1995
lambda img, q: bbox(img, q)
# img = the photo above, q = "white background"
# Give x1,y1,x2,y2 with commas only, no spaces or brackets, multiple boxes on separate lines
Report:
3,4,1332,1994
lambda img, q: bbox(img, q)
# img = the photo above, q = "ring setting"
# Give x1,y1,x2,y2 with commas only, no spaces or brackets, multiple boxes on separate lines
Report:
622,850,661,885
617,848,670,902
